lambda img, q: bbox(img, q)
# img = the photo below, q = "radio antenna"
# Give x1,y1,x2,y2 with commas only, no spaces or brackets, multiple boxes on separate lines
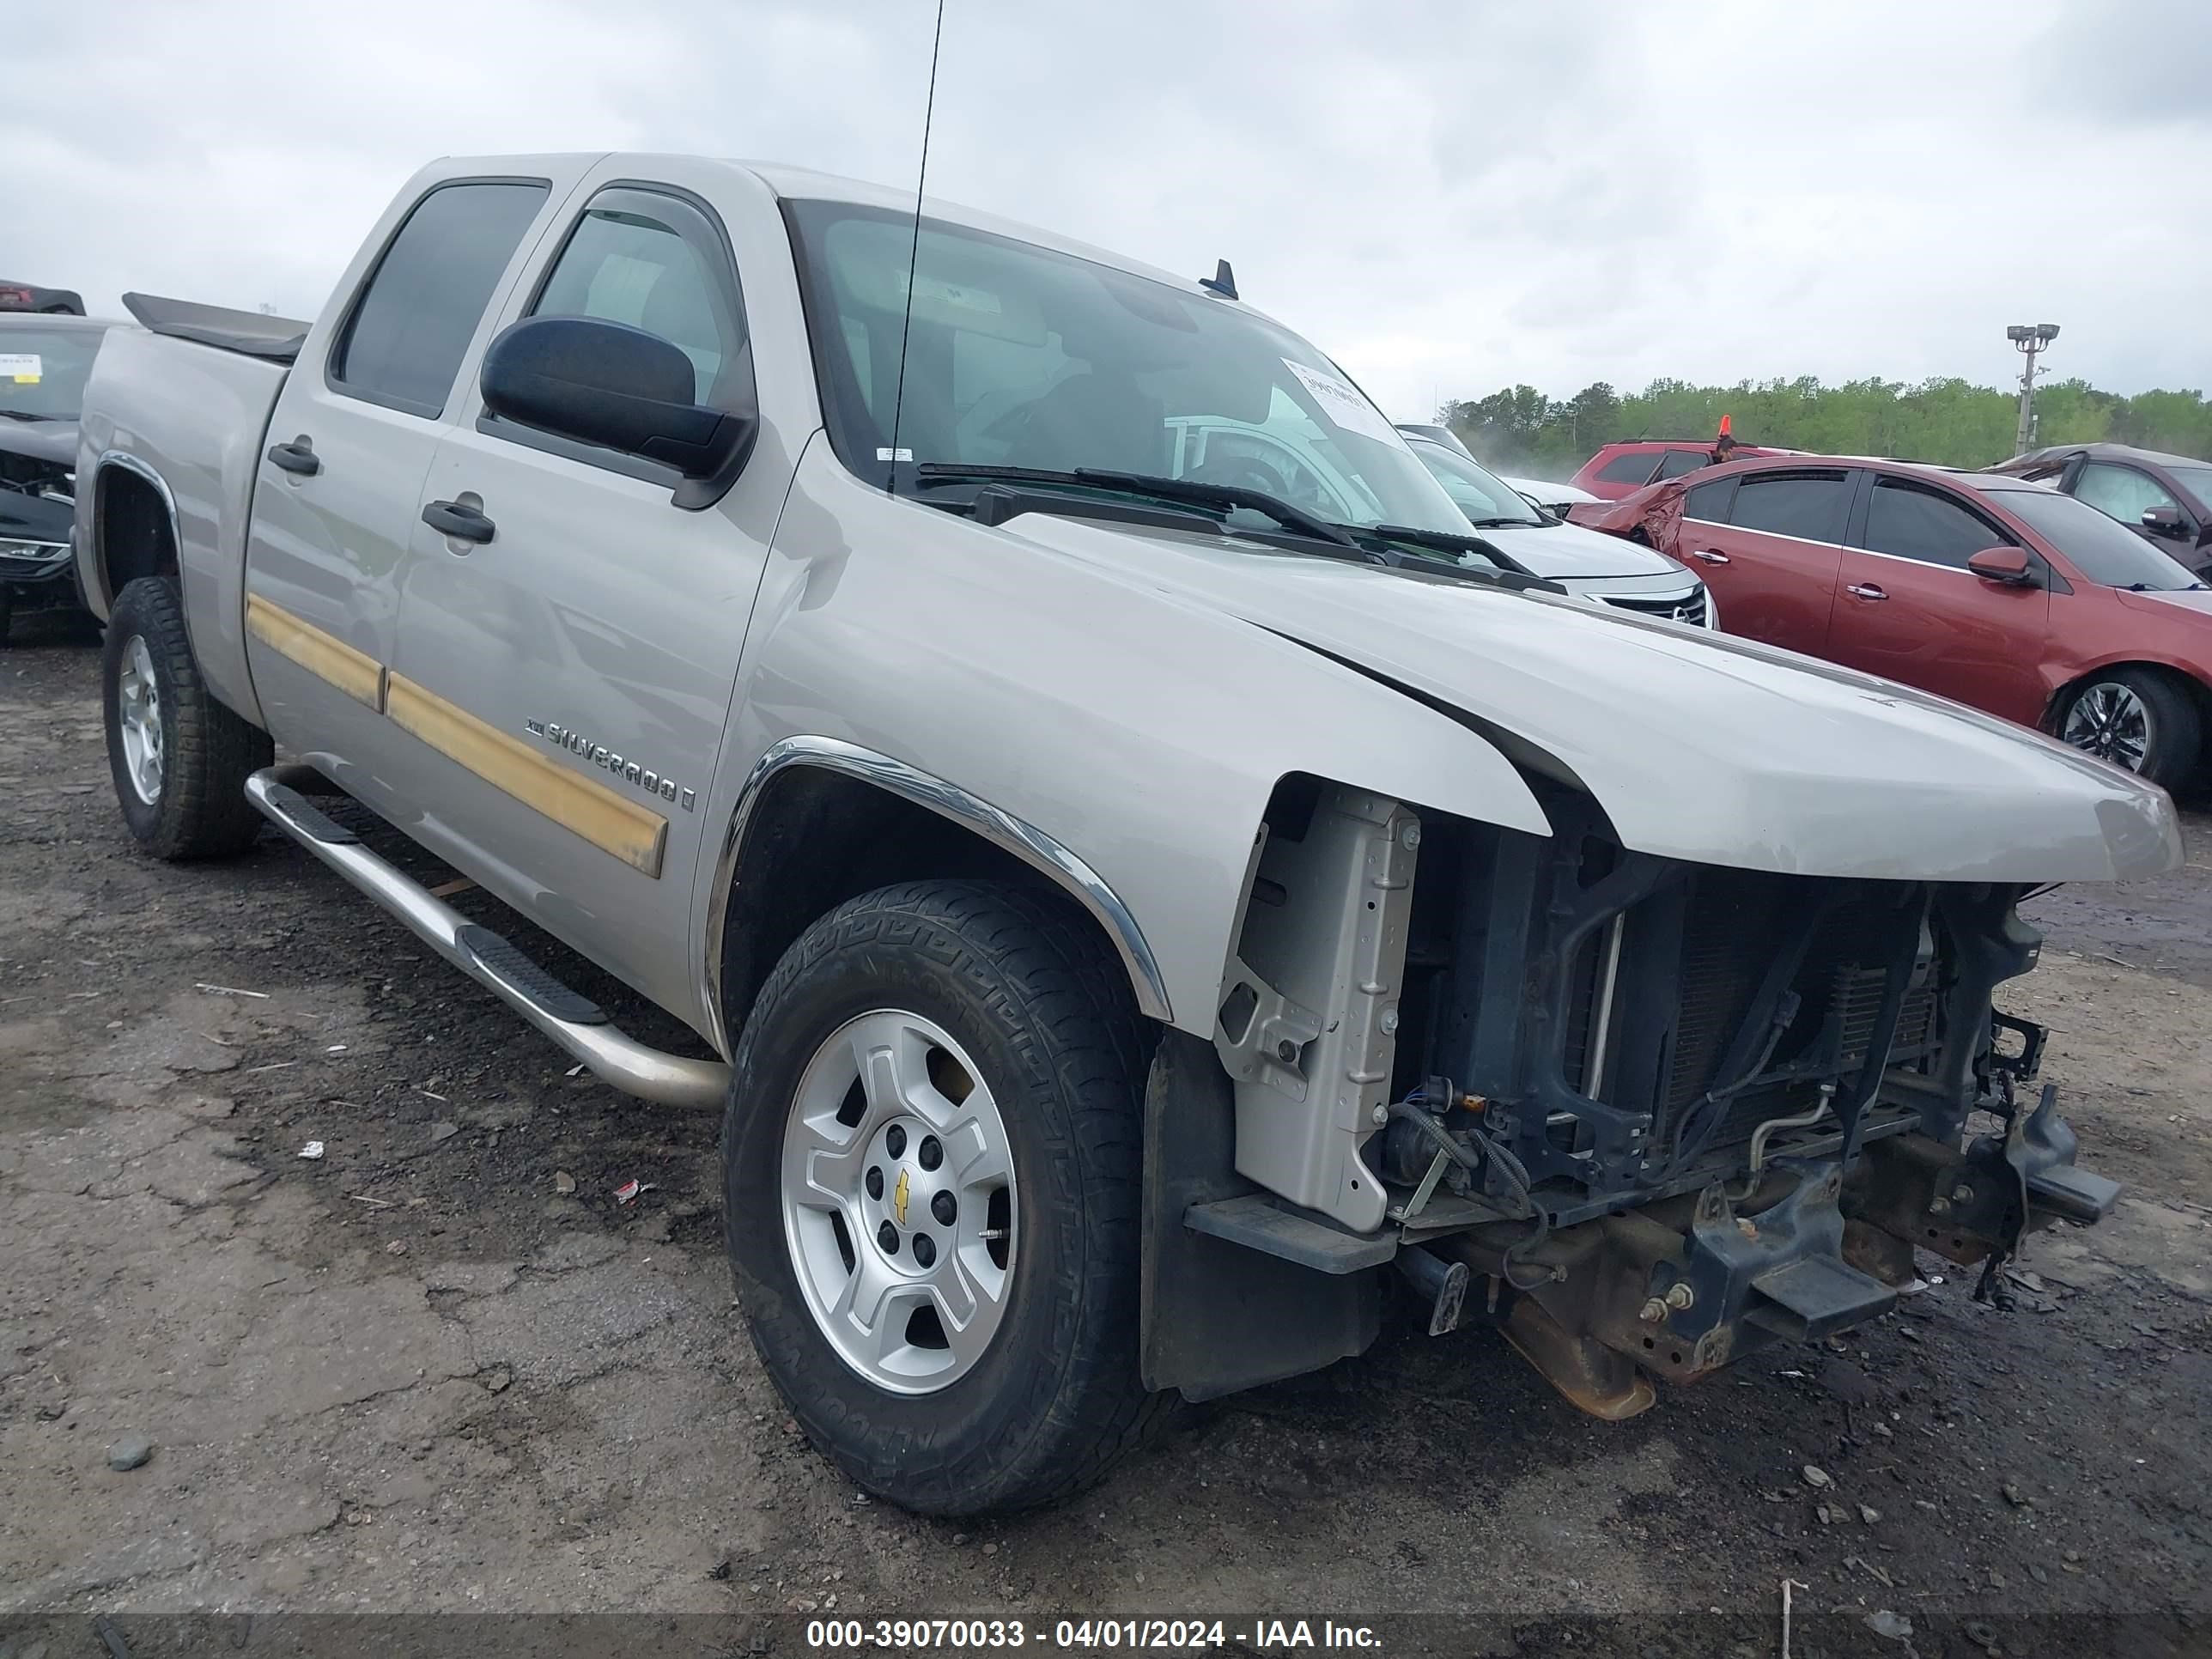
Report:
884,0,947,495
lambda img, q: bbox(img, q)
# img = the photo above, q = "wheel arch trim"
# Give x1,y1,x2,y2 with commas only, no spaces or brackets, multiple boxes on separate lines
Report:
701,736,1174,1055
88,448,183,613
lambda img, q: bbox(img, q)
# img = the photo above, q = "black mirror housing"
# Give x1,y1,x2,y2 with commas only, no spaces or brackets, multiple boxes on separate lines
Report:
2141,505,2185,537
480,316,756,484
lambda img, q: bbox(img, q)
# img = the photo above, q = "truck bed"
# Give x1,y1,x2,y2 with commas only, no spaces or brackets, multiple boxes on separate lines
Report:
121,293,310,365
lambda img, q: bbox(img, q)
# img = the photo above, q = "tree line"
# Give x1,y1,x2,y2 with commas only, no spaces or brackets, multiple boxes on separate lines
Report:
1438,376,2212,481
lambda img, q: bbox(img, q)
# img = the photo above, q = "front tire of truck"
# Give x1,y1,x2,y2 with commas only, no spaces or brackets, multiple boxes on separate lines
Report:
723,878,1171,1516
102,577,272,860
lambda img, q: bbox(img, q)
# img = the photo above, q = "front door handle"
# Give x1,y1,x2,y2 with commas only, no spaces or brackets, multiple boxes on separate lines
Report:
422,499,496,545
266,438,320,477
1844,582,1887,601
1686,548,1730,565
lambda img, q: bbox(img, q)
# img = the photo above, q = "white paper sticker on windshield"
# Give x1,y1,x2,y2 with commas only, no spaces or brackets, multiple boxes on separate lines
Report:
0,353,41,385
1282,358,1395,445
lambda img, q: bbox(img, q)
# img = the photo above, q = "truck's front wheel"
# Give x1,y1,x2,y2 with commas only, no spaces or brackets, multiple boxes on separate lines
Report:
102,577,271,860
723,878,1170,1515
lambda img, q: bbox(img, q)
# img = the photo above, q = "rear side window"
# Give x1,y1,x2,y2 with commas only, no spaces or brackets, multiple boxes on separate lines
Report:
1863,479,2007,568
1655,447,1709,479
331,180,550,416
1683,477,1735,521
1730,470,1851,543
1595,451,1660,484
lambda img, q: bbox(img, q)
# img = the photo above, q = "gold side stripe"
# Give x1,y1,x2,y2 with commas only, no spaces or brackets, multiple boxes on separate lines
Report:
245,593,386,710
385,672,667,878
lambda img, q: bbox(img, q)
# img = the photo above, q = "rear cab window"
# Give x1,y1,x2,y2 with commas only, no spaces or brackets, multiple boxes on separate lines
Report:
328,180,551,417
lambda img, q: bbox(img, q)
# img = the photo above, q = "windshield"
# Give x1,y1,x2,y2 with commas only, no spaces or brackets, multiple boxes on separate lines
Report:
1407,441,1544,527
785,200,1469,534
0,326,103,421
2004,487,2203,590
2168,463,2212,505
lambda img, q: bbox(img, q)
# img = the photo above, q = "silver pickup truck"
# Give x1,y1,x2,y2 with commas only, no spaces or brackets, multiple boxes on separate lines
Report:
75,152,2177,1516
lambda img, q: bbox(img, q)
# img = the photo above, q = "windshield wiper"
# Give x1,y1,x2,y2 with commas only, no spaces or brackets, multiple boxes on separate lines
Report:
0,410,59,422
1459,515,1536,529
915,463,1362,550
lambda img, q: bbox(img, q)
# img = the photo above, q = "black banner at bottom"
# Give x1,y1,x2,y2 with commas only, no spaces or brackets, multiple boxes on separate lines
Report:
2,1609,2206,1659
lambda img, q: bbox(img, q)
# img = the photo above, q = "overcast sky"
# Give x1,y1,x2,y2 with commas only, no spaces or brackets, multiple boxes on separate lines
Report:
9,0,2206,422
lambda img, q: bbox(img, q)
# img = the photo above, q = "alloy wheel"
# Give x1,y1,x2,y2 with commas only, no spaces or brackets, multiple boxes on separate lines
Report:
780,1009,1018,1395
116,635,165,805
2062,681,2153,772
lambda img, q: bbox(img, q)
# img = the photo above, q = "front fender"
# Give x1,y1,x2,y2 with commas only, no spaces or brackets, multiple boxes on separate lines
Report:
691,441,1550,1042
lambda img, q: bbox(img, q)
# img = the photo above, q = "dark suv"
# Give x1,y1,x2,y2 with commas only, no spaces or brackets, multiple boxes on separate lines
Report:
1986,443,2212,579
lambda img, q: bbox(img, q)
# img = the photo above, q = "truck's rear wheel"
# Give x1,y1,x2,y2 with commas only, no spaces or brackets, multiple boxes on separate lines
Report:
723,878,1170,1515
102,577,271,860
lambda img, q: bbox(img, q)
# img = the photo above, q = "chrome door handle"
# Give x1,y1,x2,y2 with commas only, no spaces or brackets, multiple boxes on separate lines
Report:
1845,582,1887,601
1687,548,1729,565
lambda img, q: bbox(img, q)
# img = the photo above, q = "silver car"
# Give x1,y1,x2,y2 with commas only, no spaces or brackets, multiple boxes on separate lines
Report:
1402,434,1717,626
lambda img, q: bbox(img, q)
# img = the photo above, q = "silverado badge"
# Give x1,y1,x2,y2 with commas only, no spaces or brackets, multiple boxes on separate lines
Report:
526,720,696,810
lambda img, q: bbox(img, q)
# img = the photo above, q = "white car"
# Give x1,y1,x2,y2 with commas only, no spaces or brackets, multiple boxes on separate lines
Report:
1500,473,1599,516
1401,435,1717,627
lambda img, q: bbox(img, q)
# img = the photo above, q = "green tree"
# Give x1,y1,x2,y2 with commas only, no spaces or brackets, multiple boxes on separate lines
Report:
1441,373,2211,475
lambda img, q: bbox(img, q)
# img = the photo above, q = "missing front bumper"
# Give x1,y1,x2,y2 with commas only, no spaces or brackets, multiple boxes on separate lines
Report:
1438,1086,2117,1419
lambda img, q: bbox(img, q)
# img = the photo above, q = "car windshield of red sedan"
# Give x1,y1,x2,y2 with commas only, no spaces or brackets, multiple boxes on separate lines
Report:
2002,489,2204,591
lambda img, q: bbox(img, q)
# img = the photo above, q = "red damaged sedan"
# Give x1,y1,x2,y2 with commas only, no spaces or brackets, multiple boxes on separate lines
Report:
1574,455,2212,787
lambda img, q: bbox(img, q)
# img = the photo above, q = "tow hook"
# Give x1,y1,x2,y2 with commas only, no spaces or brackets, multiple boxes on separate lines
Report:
1395,1245,1471,1336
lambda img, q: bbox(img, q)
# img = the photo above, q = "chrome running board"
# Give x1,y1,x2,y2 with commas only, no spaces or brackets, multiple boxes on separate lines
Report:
246,765,728,1109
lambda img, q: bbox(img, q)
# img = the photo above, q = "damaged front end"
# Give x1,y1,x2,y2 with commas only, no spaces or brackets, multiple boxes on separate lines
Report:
1165,780,2118,1415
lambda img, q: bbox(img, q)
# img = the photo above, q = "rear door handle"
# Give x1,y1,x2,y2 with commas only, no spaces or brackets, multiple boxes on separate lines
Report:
1844,582,1887,601
266,438,320,477
422,500,496,545
1686,548,1730,565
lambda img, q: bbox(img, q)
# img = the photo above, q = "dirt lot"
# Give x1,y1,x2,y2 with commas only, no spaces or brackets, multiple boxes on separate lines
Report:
3,611,2210,1658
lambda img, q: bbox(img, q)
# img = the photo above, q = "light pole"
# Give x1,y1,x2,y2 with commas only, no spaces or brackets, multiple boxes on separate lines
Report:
2008,323,2059,457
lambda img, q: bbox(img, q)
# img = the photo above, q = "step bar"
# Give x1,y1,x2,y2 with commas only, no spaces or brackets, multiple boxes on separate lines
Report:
246,765,729,1109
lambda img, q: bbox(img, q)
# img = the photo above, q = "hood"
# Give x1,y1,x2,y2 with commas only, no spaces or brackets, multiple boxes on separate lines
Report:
0,417,78,471
2115,586,2212,625
1001,515,2179,884
1477,519,1689,580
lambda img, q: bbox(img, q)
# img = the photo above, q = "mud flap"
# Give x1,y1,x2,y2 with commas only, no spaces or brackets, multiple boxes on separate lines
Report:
1139,1030,1380,1401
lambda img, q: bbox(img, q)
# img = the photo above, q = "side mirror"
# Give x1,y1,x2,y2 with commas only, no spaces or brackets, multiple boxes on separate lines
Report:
480,316,755,482
2142,505,2186,537
1966,545,2036,586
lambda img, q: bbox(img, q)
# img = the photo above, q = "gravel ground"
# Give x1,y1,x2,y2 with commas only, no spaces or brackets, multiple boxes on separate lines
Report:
3,611,2209,1658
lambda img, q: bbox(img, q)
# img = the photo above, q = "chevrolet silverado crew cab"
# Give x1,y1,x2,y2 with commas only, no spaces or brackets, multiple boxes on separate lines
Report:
76,154,2178,1516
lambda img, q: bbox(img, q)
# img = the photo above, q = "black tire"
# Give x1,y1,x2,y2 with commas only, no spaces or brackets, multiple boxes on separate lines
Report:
723,878,1174,1515
102,576,272,859
2057,667,2201,791
0,585,13,646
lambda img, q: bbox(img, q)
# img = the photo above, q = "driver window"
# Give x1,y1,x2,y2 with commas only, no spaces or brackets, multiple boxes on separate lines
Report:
532,188,745,406
2075,463,2179,526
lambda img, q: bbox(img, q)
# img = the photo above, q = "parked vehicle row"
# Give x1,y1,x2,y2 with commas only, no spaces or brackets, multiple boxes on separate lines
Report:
70,152,2172,1516
1574,456,2212,786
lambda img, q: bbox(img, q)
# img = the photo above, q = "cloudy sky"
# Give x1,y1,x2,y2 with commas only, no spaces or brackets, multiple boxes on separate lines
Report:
9,0,2206,422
